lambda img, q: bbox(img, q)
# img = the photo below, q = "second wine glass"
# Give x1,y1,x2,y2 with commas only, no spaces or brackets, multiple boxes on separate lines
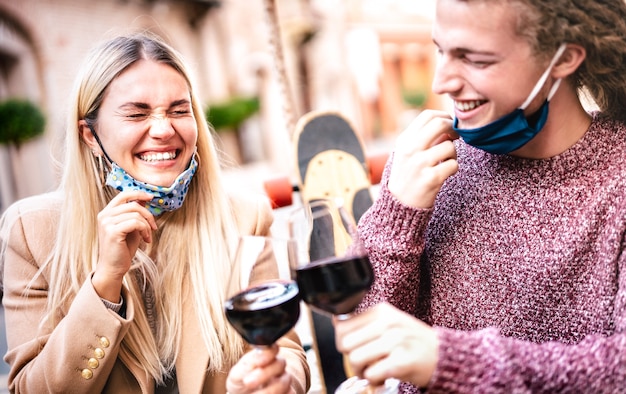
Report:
289,199,373,319
289,200,401,394
224,235,301,347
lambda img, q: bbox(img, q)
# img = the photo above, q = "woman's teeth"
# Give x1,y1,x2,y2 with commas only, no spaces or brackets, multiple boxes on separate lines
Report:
455,100,485,112
140,151,177,162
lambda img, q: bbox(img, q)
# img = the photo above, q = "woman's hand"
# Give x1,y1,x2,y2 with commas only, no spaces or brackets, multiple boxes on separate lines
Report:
388,110,459,209
226,344,294,393
334,302,440,389
92,191,157,302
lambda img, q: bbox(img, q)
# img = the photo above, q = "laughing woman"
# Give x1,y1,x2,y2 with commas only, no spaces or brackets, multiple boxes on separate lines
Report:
0,32,309,394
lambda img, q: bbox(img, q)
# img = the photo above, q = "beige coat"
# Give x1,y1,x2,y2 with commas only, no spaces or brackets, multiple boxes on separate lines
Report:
1,191,309,393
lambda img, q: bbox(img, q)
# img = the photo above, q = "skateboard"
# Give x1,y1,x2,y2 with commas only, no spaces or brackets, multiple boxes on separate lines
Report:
266,110,387,393
264,111,387,221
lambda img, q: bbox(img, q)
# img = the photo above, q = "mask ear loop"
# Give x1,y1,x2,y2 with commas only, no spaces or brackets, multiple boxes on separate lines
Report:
520,43,568,110
86,122,114,165
86,121,114,188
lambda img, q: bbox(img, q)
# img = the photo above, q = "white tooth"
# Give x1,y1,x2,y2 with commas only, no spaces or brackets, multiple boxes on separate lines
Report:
456,101,482,112
140,151,178,161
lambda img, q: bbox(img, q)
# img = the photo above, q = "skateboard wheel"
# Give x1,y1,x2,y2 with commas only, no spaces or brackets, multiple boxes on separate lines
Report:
367,152,389,185
263,176,294,209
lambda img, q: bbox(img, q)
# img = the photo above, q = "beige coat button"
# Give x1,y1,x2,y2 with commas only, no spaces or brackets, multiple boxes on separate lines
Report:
99,337,110,348
94,348,105,359
81,369,94,380
87,358,99,369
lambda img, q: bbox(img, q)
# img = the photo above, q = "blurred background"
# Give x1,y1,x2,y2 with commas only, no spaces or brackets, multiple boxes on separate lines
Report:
0,0,444,391
0,0,446,211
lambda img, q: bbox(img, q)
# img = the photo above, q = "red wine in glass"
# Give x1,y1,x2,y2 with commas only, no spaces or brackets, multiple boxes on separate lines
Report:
224,280,300,346
295,254,373,316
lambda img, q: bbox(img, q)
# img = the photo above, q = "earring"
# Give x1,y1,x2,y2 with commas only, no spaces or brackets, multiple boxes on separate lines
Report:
94,152,106,186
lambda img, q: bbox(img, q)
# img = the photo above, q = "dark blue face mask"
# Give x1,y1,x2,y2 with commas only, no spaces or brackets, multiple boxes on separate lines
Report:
453,44,567,154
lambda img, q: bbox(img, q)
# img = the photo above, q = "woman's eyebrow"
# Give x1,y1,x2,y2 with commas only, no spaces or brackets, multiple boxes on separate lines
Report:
119,102,150,110
170,99,191,107
118,99,190,110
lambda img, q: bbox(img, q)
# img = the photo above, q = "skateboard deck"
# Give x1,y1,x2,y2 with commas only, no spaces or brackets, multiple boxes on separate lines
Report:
264,112,387,213
294,111,374,225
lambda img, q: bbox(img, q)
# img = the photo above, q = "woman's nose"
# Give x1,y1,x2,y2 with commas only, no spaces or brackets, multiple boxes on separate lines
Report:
148,114,175,138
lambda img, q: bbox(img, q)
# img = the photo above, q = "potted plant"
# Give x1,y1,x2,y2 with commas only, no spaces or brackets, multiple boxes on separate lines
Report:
206,96,260,132
0,98,46,148
206,96,260,163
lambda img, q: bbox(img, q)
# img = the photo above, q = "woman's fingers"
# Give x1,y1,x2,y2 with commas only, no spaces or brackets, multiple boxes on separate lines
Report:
227,345,293,394
99,192,157,241
104,191,157,229
94,191,158,284
242,357,289,388
99,210,154,244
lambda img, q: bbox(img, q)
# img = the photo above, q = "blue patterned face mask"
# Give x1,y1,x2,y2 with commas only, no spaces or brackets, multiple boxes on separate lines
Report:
86,124,198,216
105,153,198,216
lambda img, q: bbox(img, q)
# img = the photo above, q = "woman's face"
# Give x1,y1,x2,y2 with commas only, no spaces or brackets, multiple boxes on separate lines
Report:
431,0,549,129
91,59,198,187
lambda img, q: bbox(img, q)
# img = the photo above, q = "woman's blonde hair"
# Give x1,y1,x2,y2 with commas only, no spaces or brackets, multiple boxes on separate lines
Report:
48,31,245,382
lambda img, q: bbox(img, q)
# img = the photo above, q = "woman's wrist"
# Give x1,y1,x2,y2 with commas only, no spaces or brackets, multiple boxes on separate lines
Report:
91,271,123,303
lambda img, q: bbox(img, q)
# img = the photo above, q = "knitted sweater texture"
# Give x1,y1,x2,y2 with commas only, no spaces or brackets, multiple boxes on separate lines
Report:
358,112,626,393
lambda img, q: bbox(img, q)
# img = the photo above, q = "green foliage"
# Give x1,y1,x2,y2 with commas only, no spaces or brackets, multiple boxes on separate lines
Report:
0,99,46,146
206,96,260,131
402,90,428,108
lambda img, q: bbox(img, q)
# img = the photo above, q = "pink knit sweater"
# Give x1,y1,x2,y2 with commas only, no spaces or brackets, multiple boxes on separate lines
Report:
358,112,626,393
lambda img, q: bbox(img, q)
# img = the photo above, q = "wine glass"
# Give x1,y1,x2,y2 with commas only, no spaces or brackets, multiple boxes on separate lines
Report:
289,200,399,393
224,236,301,347
289,199,373,319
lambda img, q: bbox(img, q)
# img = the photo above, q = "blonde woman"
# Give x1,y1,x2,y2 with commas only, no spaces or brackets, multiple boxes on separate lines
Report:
0,32,309,393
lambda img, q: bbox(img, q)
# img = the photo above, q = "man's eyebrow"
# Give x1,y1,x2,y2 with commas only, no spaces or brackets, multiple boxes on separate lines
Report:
453,47,497,56
433,39,497,56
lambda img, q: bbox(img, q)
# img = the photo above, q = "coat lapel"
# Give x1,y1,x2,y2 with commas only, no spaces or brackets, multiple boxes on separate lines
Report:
176,277,211,393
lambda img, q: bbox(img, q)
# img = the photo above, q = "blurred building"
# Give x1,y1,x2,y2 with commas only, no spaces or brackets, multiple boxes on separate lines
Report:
0,0,441,212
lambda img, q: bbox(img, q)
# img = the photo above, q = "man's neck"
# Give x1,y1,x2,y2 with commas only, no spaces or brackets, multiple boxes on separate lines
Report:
512,84,592,159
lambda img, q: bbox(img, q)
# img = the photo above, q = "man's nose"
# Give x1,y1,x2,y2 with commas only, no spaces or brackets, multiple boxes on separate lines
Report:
431,54,462,96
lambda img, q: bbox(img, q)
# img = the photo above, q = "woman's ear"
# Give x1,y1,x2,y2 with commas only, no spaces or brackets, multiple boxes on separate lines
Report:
553,43,586,79
78,120,101,154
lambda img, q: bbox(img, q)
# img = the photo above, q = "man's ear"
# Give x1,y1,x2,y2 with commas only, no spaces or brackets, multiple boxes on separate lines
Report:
553,43,586,79
78,120,102,154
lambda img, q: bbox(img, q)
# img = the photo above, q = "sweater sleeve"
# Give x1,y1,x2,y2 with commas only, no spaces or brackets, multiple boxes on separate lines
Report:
429,325,626,393
357,159,433,315
2,204,134,393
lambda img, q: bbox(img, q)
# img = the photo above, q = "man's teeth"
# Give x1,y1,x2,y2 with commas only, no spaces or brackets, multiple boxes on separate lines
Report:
455,100,484,112
140,151,177,162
